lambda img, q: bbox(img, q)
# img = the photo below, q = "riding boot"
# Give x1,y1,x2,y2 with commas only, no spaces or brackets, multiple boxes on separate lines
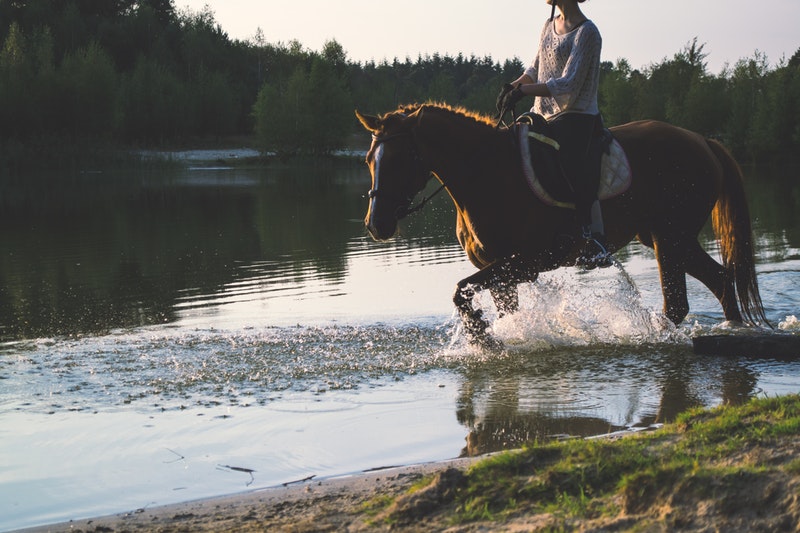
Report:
576,231,613,269
575,201,613,269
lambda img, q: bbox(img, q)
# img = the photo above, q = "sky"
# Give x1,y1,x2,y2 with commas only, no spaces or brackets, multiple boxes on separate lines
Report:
176,1,799,74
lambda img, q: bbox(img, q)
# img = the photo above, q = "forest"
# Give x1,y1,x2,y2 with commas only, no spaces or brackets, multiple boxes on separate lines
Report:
1,0,799,169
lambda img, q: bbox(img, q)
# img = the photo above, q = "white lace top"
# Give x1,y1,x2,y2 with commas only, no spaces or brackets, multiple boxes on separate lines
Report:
523,18,602,119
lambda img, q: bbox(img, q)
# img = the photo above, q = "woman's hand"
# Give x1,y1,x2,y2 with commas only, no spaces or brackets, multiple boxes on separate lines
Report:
497,83,525,115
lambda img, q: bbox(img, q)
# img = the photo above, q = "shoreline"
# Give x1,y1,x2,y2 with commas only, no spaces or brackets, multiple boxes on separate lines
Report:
15,456,486,533
14,426,661,532
13,397,800,532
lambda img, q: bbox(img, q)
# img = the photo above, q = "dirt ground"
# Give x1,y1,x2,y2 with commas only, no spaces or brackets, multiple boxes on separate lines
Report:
18,458,476,533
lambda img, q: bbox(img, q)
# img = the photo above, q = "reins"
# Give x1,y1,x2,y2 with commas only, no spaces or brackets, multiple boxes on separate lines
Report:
400,182,446,218
495,106,517,130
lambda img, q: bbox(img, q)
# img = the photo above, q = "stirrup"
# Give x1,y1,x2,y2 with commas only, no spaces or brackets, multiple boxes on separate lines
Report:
576,233,613,270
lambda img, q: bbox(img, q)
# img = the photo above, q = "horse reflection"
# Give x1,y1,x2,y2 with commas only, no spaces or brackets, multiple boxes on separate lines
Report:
455,349,760,457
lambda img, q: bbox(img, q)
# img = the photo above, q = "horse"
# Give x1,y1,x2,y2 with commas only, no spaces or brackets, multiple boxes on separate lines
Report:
355,103,767,346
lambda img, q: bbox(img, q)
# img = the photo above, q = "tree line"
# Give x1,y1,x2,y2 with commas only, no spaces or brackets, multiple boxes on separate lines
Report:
1,1,798,167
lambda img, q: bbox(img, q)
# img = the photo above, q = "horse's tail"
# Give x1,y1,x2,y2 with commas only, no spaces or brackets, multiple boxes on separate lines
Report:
706,138,769,326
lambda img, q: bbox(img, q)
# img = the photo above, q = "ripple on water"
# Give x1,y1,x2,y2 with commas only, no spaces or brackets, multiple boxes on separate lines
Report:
0,323,464,414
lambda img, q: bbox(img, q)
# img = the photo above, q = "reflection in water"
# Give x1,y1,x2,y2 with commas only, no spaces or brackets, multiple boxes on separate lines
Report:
0,164,357,339
455,346,768,456
1,159,799,530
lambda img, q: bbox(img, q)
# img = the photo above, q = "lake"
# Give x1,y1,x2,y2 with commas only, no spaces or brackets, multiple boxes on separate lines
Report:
1,154,799,530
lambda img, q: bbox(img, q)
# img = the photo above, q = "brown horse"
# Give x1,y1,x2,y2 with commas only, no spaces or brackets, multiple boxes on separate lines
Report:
355,103,767,346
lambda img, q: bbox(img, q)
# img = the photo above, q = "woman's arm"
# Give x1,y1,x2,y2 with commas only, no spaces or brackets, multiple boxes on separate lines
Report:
511,74,552,98
518,81,552,97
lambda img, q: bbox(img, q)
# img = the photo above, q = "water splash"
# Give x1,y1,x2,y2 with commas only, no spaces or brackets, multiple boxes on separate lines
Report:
476,265,687,350
779,315,800,332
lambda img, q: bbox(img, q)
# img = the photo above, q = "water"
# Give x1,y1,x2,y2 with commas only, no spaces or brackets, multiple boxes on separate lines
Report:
1,157,799,530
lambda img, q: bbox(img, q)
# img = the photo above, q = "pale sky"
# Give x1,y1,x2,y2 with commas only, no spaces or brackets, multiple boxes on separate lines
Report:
177,1,799,74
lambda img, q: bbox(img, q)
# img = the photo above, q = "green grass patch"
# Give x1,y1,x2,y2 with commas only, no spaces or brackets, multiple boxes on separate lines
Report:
361,494,395,517
384,394,800,527
786,458,800,475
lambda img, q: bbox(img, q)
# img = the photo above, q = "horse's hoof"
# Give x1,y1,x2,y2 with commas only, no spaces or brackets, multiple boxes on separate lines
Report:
467,331,504,352
459,310,503,350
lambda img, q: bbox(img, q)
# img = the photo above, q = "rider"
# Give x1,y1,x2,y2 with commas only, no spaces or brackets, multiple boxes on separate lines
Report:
499,0,611,269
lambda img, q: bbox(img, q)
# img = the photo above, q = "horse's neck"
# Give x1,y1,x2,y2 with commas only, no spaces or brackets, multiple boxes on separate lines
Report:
418,121,499,194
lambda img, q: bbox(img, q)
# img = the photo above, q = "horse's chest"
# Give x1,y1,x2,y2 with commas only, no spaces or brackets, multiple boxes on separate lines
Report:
456,213,491,267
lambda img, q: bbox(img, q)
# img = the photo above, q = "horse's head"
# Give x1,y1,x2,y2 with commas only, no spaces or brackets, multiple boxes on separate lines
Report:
355,108,432,241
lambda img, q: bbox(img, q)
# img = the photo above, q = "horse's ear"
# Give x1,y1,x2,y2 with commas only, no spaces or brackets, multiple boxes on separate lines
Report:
355,110,380,133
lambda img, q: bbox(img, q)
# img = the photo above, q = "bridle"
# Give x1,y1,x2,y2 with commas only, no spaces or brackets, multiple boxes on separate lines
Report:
366,131,446,220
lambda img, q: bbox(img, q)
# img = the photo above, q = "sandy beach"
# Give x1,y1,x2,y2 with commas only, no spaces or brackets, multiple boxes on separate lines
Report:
16,457,483,532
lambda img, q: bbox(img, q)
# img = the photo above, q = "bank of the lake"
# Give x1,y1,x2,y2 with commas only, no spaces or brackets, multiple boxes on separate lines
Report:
23,393,800,532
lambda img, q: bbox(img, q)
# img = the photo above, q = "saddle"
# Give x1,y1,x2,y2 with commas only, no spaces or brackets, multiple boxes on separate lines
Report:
517,113,632,209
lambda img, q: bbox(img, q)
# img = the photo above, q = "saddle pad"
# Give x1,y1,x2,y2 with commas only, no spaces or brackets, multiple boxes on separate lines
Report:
518,123,632,209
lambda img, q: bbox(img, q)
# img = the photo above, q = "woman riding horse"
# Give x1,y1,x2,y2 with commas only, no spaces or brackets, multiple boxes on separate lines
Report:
499,0,610,269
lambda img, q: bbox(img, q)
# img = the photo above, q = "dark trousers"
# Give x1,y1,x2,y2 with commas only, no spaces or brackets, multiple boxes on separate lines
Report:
547,113,602,229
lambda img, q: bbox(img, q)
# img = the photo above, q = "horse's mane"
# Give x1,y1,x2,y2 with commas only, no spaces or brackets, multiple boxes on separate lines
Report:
392,102,497,133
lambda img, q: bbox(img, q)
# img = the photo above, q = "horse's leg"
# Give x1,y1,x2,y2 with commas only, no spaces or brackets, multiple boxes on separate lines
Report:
454,256,539,344
683,241,744,322
490,259,541,317
653,236,690,325
454,269,496,344
490,282,519,318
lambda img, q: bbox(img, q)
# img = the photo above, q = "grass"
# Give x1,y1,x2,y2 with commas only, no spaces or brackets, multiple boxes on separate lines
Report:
379,394,800,530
